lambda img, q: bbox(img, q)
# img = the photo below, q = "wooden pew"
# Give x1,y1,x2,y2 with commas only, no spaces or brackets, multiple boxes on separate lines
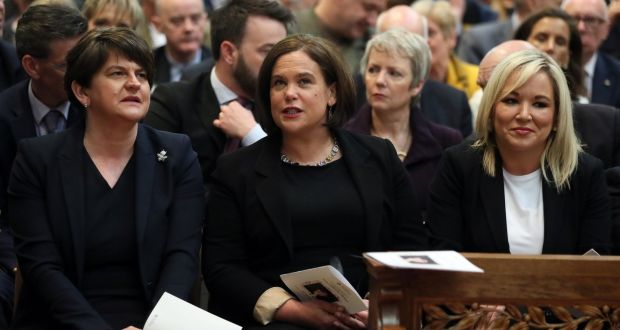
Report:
365,253,620,330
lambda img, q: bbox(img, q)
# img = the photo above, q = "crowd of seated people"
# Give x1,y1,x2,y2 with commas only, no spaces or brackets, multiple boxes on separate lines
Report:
0,0,619,329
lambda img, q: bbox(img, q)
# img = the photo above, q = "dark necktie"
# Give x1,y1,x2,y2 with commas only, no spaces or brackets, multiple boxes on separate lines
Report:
223,97,255,153
42,109,65,135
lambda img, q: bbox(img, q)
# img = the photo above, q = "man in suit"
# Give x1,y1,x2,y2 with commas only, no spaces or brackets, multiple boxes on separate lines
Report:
478,40,620,169
564,0,620,109
359,5,473,137
151,0,211,85
144,0,294,190
0,4,86,327
457,0,560,65
293,0,386,73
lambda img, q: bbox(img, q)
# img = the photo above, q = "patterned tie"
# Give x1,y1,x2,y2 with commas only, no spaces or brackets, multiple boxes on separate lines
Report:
223,97,255,153
42,109,65,135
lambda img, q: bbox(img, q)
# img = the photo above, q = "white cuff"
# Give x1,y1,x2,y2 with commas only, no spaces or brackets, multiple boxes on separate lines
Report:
241,124,267,146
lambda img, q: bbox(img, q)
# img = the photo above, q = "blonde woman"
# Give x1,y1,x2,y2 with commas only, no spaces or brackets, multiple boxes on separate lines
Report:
412,0,480,99
82,0,153,47
427,50,612,255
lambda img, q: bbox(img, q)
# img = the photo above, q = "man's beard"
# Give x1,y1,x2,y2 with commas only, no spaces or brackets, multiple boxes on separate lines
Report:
233,52,257,99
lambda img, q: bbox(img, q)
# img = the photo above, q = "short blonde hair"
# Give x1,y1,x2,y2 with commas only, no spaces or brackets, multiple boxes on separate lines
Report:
82,0,147,29
411,0,456,39
474,49,581,191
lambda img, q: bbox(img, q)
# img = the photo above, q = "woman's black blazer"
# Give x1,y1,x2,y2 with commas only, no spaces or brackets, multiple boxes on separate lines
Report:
8,123,205,329
202,129,428,326
427,141,612,254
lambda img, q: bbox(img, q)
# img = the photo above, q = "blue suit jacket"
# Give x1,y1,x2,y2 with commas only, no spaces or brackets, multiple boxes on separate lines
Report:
591,52,620,109
8,123,204,329
0,80,83,274
0,40,23,93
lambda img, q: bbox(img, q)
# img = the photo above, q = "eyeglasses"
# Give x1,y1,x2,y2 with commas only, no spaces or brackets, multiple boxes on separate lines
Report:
33,56,67,73
572,15,606,28
48,61,67,73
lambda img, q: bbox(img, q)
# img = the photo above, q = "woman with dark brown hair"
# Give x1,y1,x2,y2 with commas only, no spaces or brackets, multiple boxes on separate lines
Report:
514,7,587,100
8,27,204,329
203,34,428,329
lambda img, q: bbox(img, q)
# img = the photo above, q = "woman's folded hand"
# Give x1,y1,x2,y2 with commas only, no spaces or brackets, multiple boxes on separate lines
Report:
274,298,366,329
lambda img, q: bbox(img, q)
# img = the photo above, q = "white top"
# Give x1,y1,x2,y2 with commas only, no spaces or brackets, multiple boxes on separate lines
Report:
503,168,544,255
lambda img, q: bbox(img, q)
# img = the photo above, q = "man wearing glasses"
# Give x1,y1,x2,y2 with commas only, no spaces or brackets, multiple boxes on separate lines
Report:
0,5,86,327
563,0,620,108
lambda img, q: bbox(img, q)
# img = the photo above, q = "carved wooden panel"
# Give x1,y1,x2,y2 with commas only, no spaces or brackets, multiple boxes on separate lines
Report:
422,304,620,330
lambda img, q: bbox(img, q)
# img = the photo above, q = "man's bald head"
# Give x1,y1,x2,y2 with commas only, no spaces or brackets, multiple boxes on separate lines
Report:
376,4,427,37
477,40,536,88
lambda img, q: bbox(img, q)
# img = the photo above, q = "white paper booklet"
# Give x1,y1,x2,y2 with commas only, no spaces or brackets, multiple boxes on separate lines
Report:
583,248,600,256
280,265,367,314
144,292,241,330
365,251,484,273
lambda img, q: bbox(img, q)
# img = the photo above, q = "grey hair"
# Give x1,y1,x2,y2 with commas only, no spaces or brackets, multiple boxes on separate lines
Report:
360,28,431,88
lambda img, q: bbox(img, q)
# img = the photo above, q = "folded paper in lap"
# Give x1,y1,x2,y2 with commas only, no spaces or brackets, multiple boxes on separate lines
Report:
144,292,241,330
280,265,367,314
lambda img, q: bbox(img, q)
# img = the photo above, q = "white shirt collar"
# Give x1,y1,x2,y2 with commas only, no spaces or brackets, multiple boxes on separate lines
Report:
166,48,202,82
584,52,597,79
210,67,238,105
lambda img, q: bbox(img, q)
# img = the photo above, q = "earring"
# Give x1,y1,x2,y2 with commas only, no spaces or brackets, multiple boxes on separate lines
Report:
327,104,334,120
83,103,89,109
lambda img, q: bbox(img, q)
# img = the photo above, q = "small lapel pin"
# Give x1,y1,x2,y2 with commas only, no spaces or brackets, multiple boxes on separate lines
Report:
604,79,611,87
157,150,168,162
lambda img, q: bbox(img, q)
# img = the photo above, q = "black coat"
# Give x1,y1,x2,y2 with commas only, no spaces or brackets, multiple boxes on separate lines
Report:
144,69,226,189
202,130,428,326
427,141,612,254
8,123,204,329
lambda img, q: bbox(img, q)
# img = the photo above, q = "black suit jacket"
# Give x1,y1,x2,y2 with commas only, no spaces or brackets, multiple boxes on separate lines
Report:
144,69,226,189
152,45,212,86
427,141,612,254
592,52,620,109
573,102,620,169
354,74,473,137
8,123,204,329
180,59,213,81
202,130,428,326
605,166,620,255
419,80,473,137
0,80,83,274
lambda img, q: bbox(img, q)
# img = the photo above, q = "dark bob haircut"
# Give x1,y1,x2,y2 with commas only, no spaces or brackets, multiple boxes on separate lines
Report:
514,7,585,99
64,27,154,111
256,34,356,136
